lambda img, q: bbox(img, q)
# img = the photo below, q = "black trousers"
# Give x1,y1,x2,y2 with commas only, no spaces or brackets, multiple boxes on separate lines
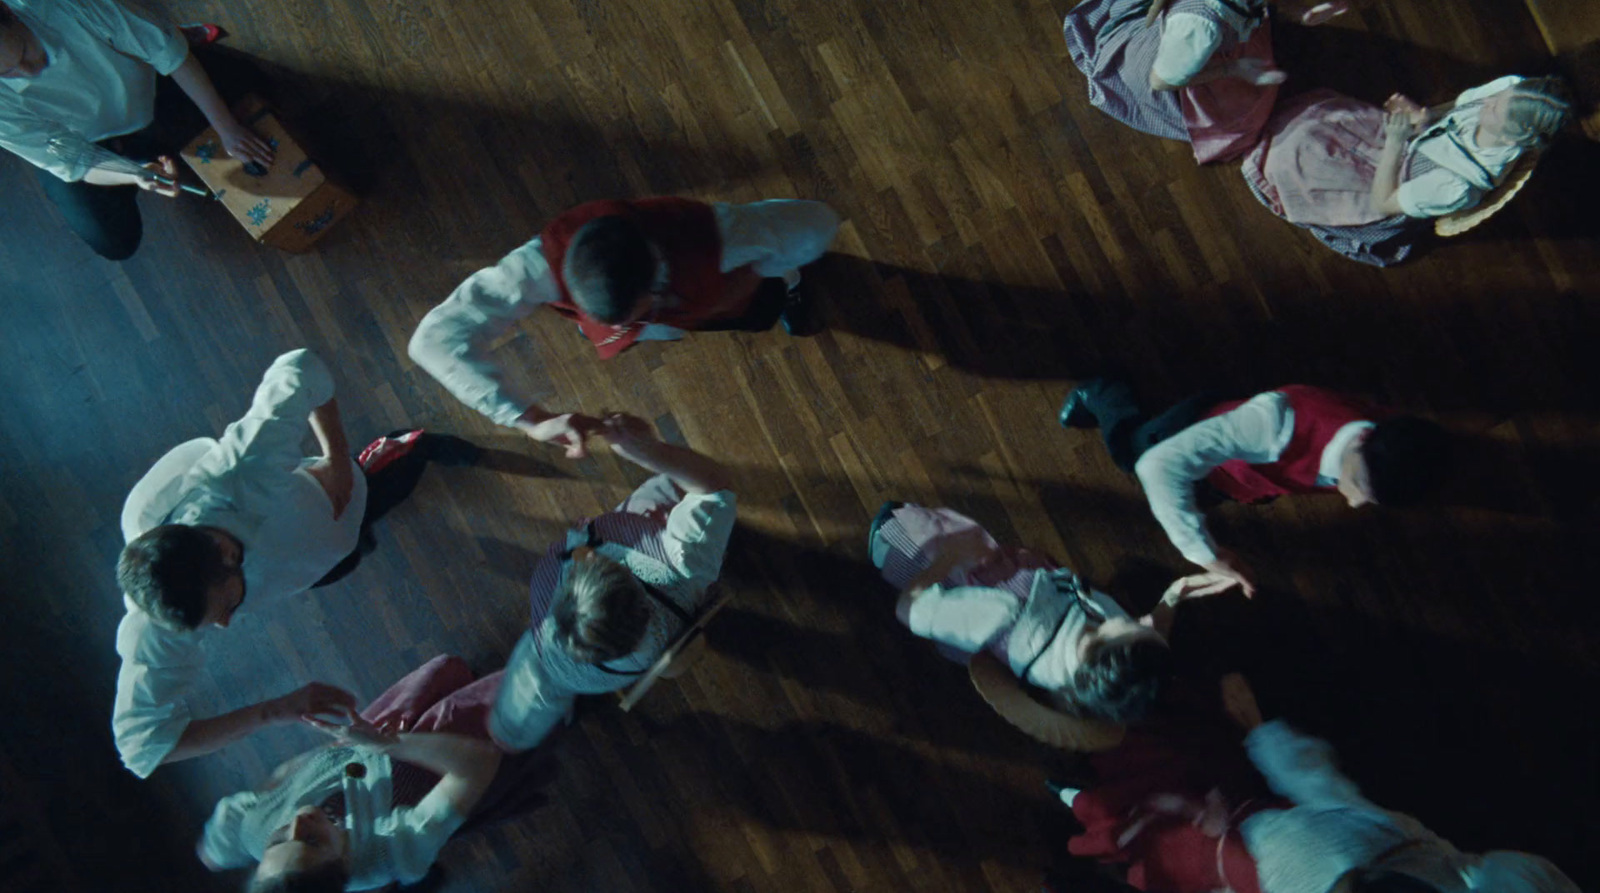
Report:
37,47,261,260
1081,381,1230,474
311,433,479,588
695,278,789,332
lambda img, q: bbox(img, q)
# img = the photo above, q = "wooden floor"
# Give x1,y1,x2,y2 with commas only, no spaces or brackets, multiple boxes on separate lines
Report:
2,0,1597,890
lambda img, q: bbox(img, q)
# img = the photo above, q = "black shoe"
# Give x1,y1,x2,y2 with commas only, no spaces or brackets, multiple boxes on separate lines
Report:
1058,385,1099,429
779,283,821,337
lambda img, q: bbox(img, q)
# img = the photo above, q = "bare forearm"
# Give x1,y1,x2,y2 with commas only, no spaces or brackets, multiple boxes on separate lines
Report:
309,398,350,459
1369,143,1407,216
82,166,150,187
169,52,236,130
609,441,730,494
162,699,282,765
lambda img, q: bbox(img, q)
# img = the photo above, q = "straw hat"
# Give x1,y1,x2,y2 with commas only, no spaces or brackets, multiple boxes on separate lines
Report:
1435,151,1541,237
967,650,1125,752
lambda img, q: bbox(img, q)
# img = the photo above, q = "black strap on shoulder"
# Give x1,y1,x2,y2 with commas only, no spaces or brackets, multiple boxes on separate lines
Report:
1014,571,1083,682
566,521,694,674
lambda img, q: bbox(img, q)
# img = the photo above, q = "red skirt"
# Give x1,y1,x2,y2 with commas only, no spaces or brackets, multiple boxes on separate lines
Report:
1069,713,1282,893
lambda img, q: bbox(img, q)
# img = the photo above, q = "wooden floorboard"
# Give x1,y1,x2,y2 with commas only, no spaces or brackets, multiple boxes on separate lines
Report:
1,0,1597,890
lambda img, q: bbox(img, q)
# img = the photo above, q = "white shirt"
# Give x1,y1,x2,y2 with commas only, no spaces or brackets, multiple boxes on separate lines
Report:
1240,721,1580,893
0,0,188,181
113,349,367,777
907,572,1131,693
1397,76,1528,219
1134,390,1373,566
1152,1,1263,86
199,745,467,890
407,199,841,426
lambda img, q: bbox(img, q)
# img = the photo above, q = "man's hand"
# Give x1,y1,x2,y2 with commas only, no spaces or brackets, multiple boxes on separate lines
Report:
514,408,600,458
303,706,400,749
1161,571,1242,605
267,682,358,725
305,456,355,520
215,118,275,167
136,156,183,198
1201,547,1257,598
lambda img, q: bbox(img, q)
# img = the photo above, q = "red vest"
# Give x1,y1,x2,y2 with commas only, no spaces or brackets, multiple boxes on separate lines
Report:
540,198,731,360
1202,385,1381,503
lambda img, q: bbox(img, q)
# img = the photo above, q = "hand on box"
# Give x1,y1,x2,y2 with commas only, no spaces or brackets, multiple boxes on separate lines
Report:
217,118,275,167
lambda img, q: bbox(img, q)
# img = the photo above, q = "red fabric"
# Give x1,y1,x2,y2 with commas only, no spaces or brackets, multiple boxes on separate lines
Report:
361,654,503,740
540,198,730,359
1202,385,1379,503
1069,715,1280,893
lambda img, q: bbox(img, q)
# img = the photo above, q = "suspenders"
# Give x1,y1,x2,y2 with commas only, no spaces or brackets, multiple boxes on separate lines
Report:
1014,571,1094,682
562,522,693,676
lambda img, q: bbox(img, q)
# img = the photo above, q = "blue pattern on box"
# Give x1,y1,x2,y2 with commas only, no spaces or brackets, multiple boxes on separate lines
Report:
246,199,272,227
195,141,218,164
295,207,338,235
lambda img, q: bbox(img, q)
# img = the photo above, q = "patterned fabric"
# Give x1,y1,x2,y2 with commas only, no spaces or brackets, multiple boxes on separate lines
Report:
1063,0,1274,162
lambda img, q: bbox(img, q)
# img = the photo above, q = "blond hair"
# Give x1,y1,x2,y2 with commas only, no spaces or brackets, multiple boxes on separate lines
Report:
551,553,652,664
1503,76,1572,149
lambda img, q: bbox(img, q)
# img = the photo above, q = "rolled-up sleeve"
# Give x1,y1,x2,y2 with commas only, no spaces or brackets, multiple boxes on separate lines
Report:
663,490,738,588
906,584,1021,652
198,790,262,870
1134,391,1292,566
113,608,205,777
713,200,840,277
0,111,95,180
76,0,189,75
1244,719,1377,811
408,240,557,427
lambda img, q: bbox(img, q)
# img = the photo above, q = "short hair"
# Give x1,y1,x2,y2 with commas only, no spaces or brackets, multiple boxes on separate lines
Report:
564,216,655,324
117,525,228,631
247,858,350,893
1504,76,1572,149
550,553,652,664
1340,868,1441,893
1362,416,1449,507
1071,638,1173,722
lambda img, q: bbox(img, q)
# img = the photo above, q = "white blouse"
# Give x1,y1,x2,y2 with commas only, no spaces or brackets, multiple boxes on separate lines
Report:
1397,75,1528,219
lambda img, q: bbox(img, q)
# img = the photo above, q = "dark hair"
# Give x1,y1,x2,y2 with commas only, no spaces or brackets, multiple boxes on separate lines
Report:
1340,868,1441,893
247,858,350,893
565,216,655,324
551,553,652,664
1071,638,1173,722
1362,416,1449,506
0,6,14,26
117,525,227,631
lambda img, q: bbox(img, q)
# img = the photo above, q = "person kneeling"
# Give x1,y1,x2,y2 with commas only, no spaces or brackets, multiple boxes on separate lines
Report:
870,502,1234,723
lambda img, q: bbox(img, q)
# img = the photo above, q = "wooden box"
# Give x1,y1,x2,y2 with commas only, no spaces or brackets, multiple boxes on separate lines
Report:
180,97,358,252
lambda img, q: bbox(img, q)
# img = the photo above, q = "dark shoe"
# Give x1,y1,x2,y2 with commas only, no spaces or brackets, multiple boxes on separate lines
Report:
179,23,226,47
779,283,821,337
1058,385,1099,429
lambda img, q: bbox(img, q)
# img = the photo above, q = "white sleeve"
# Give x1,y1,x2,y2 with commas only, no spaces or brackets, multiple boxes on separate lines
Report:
179,349,334,507
112,609,204,778
1244,719,1380,811
1465,853,1581,893
384,796,469,885
907,584,1022,653
713,200,841,277
663,490,739,590
1152,13,1223,85
1134,391,1292,566
73,0,189,74
1453,75,1523,108
1396,167,1478,219
407,240,557,427
0,109,96,180
197,790,263,870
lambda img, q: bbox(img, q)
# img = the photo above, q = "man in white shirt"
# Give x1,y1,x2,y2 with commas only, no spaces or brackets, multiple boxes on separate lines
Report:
407,197,839,458
0,0,273,258
1060,379,1449,596
113,349,475,777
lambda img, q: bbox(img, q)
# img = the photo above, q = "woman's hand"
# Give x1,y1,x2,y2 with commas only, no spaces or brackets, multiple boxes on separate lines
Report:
215,118,275,167
1161,571,1240,605
1384,93,1427,128
135,156,183,198
1382,109,1416,143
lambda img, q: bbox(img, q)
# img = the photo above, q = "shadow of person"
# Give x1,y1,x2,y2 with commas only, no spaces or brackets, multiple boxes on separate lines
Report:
1270,17,1527,107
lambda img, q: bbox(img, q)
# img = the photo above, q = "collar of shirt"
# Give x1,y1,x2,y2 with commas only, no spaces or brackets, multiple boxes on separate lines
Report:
1316,420,1375,487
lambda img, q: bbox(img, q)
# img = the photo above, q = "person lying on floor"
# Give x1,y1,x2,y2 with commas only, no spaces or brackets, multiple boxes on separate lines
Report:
1241,74,1571,265
869,502,1237,722
198,655,550,892
1056,674,1582,893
